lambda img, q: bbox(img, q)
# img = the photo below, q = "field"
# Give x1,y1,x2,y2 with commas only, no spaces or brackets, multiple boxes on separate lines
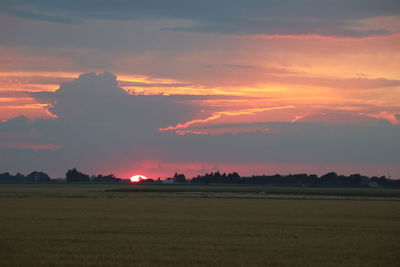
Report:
0,184,399,266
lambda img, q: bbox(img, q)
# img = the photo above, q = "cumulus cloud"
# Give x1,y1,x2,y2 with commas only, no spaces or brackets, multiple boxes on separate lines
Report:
1,72,399,178
0,115,30,131
0,72,204,175
41,72,200,126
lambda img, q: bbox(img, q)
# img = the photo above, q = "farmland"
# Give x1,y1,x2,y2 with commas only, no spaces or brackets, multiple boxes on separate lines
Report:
0,184,399,266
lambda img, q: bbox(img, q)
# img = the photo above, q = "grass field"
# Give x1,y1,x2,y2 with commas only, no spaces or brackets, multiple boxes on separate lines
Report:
0,184,399,266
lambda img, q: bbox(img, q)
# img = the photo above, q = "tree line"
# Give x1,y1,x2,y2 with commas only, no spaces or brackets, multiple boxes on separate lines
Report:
0,171,50,182
0,168,121,183
170,171,399,188
1,169,399,188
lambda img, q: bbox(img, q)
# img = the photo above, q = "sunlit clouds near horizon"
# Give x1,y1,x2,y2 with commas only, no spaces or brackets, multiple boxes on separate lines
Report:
0,0,399,178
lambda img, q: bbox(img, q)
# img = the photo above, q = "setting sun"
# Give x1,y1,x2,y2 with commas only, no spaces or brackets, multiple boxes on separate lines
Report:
130,175,148,183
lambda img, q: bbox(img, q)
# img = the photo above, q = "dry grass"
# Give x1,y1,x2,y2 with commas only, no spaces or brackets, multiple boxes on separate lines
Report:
0,187,399,266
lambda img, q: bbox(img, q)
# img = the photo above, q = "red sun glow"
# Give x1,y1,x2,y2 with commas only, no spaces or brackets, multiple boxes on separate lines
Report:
130,174,148,183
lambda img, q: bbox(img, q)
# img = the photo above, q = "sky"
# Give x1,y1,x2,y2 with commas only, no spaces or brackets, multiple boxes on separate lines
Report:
0,0,400,179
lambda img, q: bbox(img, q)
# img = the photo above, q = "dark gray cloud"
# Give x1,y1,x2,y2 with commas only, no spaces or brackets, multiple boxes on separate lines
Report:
1,0,399,37
0,115,30,131
0,72,399,177
169,122,400,165
163,17,390,37
294,113,389,125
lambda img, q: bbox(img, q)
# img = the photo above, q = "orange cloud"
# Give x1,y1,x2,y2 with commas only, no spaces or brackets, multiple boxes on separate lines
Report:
364,111,399,125
159,105,295,133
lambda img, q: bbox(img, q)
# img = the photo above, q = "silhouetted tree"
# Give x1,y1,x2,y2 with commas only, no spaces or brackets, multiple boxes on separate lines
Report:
0,172,13,182
27,171,50,182
347,174,363,186
93,174,121,183
0,172,28,182
174,173,187,183
66,168,89,182
226,172,241,183
320,172,339,185
139,178,155,184
189,171,241,184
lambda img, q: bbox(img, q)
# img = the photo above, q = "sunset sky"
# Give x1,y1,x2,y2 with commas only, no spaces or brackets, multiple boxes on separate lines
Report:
1,0,399,178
